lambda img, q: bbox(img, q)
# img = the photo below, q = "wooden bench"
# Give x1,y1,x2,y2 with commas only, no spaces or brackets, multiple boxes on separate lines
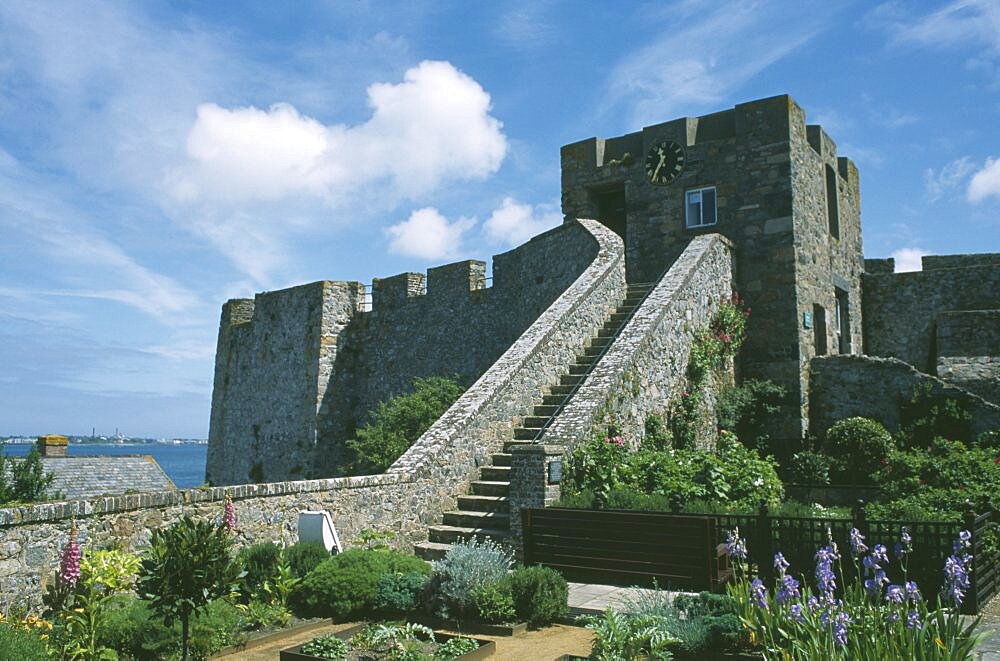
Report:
523,507,732,592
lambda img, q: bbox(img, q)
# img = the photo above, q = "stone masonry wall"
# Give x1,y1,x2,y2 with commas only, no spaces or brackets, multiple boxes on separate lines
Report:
1,220,626,612
808,354,1000,439
210,221,609,484
863,255,1000,376
505,233,735,544
936,310,1000,404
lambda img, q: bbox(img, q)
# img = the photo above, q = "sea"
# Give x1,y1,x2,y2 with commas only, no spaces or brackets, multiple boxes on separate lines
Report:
2,443,208,489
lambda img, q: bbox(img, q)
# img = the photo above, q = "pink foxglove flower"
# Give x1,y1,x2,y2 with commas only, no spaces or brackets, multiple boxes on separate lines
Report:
58,522,81,587
223,494,236,532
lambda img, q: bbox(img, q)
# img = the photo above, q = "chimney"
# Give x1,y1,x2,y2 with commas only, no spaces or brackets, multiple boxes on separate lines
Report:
37,435,69,458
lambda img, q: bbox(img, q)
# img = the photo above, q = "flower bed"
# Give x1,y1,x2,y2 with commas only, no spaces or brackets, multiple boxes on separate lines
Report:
280,623,495,660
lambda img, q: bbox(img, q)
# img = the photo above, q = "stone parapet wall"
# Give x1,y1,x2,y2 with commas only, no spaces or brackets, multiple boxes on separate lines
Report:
936,310,1000,404
0,473,425,612
388,219,626,498
808,354,1000,439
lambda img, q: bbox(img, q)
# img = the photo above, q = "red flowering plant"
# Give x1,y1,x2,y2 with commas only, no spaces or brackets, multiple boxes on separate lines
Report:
688,291,750,387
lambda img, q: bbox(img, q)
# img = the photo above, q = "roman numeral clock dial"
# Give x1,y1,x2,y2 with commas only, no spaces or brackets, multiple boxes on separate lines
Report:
645,140,686,185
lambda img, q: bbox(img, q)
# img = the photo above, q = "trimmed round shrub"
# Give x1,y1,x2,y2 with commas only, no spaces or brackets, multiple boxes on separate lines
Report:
471,578,516,624
284,541,330,580
787,450,832,485
238,542,282,597
375,571,429,615
824,417,895,484
510,565,568,627
426,538,513,620
0,622,48,660
296,549,430,620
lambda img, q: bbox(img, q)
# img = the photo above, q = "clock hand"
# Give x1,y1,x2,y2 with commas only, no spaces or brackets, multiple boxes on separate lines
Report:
652,153,666,181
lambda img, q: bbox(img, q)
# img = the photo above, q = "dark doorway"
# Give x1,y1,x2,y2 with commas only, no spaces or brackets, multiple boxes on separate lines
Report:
835,288,850,354
594,187,626,239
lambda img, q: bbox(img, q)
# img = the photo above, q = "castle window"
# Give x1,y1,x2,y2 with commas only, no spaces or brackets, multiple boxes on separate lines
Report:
685,186,717,228
825,165,840,239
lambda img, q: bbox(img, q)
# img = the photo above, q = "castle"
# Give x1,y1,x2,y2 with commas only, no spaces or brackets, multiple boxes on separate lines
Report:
207,94,999,488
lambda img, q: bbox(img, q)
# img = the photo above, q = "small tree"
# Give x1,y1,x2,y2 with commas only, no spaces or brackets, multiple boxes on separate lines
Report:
0,446,55,504
138,516,243,661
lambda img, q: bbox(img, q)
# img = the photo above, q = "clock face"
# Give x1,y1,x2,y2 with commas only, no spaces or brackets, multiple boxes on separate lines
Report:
645,140,686,185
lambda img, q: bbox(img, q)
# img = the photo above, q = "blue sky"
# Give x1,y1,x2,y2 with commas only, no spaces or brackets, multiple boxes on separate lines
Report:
1,1,998,438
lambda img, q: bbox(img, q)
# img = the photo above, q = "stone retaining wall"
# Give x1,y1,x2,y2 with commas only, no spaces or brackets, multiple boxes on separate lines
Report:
808,354,1000,439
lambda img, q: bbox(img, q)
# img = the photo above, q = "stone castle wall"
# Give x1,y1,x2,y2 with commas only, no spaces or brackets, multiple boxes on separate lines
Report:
936,310,1000,403
2,220,627,612
209,220,612,484
808,354,1000,439
862,253,1000,393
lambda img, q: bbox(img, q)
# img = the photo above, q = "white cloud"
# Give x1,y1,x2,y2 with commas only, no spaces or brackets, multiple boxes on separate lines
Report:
924,156,976,201
891,247,927,272
385,207,476,260
168,61,507,206
606,2,835,126
968,157,1000,203
483,197,562,247
882,0,1000,54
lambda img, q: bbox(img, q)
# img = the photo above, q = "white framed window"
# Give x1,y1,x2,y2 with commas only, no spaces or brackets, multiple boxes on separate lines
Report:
685,186,717,228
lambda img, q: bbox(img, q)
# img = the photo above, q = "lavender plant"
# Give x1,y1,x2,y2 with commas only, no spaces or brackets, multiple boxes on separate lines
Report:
726,526,988,659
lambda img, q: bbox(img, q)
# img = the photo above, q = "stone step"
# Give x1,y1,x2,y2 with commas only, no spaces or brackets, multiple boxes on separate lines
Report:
568,363,592,375
457,494,509,512
428,524,511,545
442,510,510,528
610,312,630,322
503,439,533,452
559,374,584,386
471,480,510,496
541,394,566,406
490,452,512,466
583,346,605,357
589,337,612,348
531,404,560,417
523,416,550,428
480,465,511,481
513,427,541,440
415,541,452,561
548,384,575,396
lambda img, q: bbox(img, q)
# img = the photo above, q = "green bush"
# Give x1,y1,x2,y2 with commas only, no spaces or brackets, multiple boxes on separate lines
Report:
899,383,973,448
643,412,672,451
0,446,56,504
787,450,832,485
427,538,513,620
823,417,895,484
375,571,429,615
510,565,568,627
99,594,245,660
716,378,787,452
297,549,430,620
238,542,282,598
345,376,465,474
471,578,516,624
284,541,330,580
0,622,48,660
974,429,1000,450
301,631,349,659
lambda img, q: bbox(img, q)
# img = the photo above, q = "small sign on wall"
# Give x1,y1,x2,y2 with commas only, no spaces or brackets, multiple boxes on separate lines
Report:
548,459,562,484
803,312,813,329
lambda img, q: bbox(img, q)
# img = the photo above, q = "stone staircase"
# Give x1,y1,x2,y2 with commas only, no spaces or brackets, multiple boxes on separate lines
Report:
414,281,654,560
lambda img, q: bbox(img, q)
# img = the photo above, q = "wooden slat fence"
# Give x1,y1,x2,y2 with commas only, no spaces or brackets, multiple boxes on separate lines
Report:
525,503,998,614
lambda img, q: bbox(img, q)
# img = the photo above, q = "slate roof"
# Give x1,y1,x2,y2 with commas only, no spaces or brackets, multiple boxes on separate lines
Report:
32,455,176,499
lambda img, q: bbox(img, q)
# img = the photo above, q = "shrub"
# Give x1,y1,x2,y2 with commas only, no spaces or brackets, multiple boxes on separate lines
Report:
716,378,787,454
427,538,513,620
138,516,243,661
0,446,56,504
823,417,895,484
297,549,430,620
238,542,282,599
375,571,429,615
471,578,516,624
643,412,672,451
787,450,832,485
284,541,330,580
301,632,349,659
510,565,568,627
974,429,1000,450
0,621,48,660
345,375,465,474
899,383,973,448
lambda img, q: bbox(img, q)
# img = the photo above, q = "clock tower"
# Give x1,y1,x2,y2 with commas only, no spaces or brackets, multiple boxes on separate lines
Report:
560,94,864,443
